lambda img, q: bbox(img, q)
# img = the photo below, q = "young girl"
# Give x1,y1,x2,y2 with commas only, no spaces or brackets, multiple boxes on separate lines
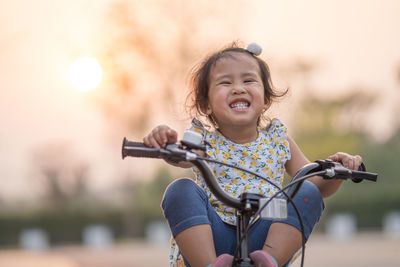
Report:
143,43,362,267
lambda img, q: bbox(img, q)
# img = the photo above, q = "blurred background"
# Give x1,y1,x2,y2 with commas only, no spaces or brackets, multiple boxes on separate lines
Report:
0,0,399,266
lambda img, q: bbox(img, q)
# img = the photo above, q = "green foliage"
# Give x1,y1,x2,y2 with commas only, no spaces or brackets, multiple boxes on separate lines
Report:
0,166,178,247
135,167,175,224
0,206,124,247
292,95,363,158
326,132,400,228
293,95,400,230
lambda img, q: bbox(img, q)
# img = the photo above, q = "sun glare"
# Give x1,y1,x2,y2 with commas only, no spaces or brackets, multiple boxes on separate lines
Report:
68,57,103,92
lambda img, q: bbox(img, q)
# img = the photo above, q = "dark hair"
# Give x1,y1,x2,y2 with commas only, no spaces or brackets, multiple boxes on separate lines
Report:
186,42,288,127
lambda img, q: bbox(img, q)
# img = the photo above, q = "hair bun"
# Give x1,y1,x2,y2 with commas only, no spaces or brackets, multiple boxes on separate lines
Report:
246,43,262,56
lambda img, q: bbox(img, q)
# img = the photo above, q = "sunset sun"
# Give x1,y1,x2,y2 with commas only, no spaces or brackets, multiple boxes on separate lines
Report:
68,56,103,92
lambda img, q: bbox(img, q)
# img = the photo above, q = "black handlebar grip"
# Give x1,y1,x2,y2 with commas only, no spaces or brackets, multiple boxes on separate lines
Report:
352,171,378,182
121,138,161,159
352,163,367,183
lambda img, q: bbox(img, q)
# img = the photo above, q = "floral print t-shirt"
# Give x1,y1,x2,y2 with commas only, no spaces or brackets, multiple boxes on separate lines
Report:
168,118,291,266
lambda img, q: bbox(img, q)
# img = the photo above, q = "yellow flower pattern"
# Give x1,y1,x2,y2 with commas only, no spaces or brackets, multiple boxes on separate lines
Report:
194,119,291,226
223,152,231,160
168,119,291,266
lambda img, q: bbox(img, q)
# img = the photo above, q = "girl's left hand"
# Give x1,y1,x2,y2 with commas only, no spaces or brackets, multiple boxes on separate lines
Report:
328,152,363,170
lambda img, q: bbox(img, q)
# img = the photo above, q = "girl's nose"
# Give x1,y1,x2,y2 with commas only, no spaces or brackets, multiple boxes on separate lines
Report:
231,83,246,94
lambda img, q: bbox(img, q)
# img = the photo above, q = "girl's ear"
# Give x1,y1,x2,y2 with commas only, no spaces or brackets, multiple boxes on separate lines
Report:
263,97,270,110
200,102,212,115
205,103,212,115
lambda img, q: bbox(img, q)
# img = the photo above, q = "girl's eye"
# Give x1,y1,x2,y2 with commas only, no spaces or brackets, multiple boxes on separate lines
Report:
244,79,256,83
218,81,231,85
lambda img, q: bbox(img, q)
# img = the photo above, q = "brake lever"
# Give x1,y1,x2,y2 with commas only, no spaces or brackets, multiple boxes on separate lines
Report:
316,159,375,183
323,162,353,180
161,144,189,164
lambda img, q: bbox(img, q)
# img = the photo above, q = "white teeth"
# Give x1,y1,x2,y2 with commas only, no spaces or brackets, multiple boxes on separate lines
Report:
230,102,249,109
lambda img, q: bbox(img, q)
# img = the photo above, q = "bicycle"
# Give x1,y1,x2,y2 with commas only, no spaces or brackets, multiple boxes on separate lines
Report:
121,129,377,267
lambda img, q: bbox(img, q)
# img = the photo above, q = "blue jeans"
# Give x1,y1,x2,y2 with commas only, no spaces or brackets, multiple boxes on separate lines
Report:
161,178,324,266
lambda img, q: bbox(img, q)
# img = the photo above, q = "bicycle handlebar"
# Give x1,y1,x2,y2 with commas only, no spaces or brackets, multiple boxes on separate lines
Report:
122,137,377,202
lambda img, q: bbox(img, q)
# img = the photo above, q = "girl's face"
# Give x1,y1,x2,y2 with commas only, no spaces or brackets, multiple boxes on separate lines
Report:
206,52,268,132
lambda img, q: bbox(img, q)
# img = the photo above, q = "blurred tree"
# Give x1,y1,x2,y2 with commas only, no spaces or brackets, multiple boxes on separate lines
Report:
95,0,247,135
291,89,378,159
327,131,400,229
32,142,90,206
395,61,400,132
136,167,174,222
290,87,400,229
117,166,175,237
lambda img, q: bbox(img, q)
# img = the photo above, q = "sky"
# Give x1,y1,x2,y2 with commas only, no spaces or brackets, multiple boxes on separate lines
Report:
0,0,399,201
250,0,400,91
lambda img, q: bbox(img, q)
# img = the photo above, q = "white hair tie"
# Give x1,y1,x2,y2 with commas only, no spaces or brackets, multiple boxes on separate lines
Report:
246,43,262,56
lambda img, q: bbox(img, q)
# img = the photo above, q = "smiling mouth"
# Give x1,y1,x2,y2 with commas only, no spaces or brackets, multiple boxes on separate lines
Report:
230,101,250,110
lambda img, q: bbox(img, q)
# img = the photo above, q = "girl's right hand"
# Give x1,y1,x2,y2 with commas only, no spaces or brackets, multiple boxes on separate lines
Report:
143,125,178,148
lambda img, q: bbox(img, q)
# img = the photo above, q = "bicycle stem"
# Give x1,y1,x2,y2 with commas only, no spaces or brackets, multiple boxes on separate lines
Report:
236,209,254,267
